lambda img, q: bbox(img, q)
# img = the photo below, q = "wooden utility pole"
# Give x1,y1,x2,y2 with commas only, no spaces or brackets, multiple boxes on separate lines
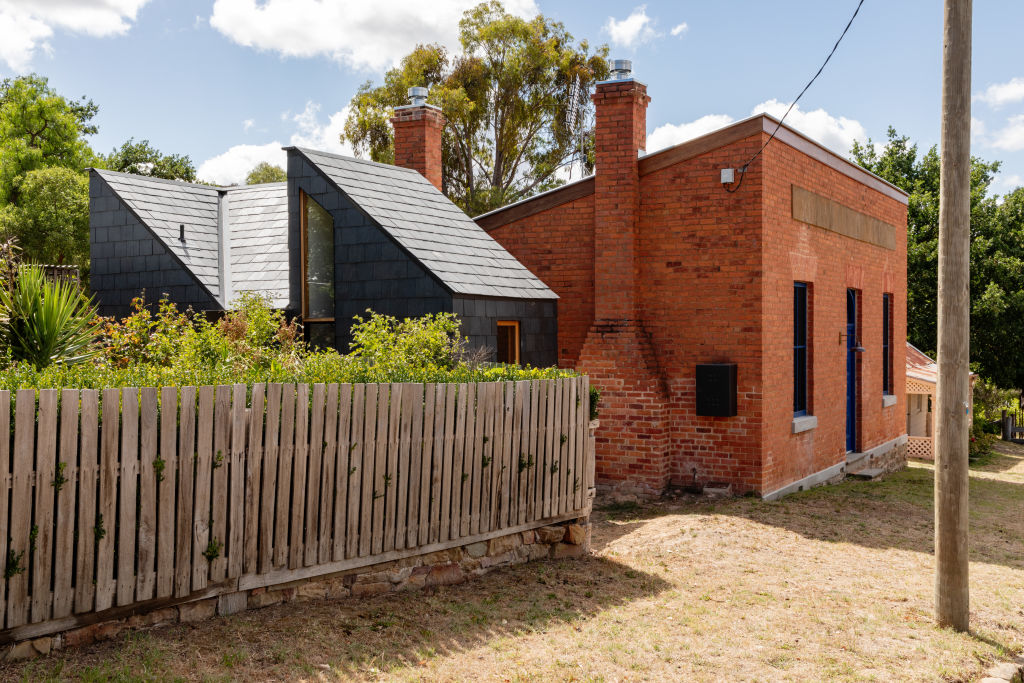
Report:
935,0,972,632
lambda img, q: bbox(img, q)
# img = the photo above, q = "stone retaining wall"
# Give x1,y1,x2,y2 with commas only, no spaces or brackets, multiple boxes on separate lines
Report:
3,519,591,662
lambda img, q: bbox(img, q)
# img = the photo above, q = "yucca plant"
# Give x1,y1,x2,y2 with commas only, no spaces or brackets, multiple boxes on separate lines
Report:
0,265,99,369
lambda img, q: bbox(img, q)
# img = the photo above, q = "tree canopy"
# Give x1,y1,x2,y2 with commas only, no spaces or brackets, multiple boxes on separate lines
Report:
101,138,197,182
0,74,98,204
0,167,89,266
852,128,1024,389
245,162,287,185
342,0,609,215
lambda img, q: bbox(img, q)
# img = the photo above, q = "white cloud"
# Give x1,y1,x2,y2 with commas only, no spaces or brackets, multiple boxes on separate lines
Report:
646,114,735,153
242,118,255,132
197,142,286,185
670,22,688,37
604,5,659,48
990,114,1024,151
209,0,538,72
992,173,1023,197
971,116,986,141
0,0,150,71
289,102,353,155
974,77,1024,108
198,102,355,185
752,99,868,155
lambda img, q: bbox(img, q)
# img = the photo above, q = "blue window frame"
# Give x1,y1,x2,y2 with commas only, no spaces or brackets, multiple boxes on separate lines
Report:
793,282,809,416
882,293,893,395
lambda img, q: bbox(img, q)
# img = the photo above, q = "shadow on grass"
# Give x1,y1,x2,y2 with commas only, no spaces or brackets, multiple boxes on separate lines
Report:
974,441,1024,474
5,554,671,681
708,464,1024,571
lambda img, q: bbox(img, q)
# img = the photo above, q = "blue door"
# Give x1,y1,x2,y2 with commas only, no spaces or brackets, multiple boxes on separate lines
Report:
846,289,857,452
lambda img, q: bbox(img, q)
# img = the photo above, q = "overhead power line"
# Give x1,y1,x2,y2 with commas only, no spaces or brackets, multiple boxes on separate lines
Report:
726,0,866,193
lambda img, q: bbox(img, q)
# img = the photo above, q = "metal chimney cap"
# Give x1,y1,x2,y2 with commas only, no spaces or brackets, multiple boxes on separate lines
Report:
408,86,429,106
610,59,633,80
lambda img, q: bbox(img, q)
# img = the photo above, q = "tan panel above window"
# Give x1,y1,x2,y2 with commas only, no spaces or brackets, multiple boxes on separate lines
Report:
791,185,897,250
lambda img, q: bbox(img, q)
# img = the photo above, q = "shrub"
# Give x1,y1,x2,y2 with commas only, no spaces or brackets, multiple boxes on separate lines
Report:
0,296,573,390
0,265,99,369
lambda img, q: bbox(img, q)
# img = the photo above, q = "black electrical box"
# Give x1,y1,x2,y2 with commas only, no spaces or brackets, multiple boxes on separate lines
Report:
695,363,737,417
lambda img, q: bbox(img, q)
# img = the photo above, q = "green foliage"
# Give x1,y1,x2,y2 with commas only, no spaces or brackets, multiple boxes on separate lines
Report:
154,457,166,482
969,417,998,462
4,546,24,579
0,236,20,292
347,310,465,378
245,162,287,185
589,385,601,421
94,514,106,541
99,138,196,182
343,1,609,215
0,265,99,369
0,74,98,204
852,128,1024,389
52,461,68,492
0,295,572,390
0,166,89,266
203,537,222,562
973,377,1016,425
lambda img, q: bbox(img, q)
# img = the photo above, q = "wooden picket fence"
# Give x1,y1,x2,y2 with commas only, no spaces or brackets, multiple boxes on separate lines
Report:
0,377,592,641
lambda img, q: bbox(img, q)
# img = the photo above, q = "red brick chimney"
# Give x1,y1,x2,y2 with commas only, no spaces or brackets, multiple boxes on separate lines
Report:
391,87,444,191
577,60,669,498
591,59,650,321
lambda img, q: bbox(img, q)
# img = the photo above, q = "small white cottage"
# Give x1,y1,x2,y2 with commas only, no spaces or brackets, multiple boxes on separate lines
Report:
904,342,975,460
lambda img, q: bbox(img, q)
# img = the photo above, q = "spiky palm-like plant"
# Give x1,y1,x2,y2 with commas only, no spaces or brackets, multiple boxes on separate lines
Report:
0,265,99,369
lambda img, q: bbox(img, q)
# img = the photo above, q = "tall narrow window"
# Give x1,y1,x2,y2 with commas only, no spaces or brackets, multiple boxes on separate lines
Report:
882,293,893,395
301,191,335,322
496,321,520,365
793,282,809,416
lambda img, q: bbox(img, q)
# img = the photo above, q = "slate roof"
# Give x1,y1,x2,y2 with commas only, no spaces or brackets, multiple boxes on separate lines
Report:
96,170,222,299
94,147,554,308
92,170,290,308
226,183,289,308
290,147,557,300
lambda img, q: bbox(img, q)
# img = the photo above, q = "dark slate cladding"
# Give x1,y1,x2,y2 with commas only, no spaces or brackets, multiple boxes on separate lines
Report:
453,296,557,368
287,152,453,350
89,173,218,317
290,147,557,301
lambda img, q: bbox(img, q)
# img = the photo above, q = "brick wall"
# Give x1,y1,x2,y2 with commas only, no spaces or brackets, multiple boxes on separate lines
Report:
486,192,595,368
481,117,908,497
637,134,766,492
759,136,908,494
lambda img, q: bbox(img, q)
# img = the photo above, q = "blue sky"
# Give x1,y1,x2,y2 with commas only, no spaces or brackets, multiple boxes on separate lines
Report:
2,0,1022,193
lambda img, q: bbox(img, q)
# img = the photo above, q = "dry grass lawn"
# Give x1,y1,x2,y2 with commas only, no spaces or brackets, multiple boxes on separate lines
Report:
3,445,1023,682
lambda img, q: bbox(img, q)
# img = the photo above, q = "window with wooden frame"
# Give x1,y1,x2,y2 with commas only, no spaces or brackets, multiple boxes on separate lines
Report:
882,293,893,395
793,282,810,416
496,320,520,365
300,191,335,323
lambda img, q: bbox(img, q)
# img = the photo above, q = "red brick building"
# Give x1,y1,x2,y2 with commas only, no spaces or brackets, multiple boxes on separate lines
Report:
471,65,909,498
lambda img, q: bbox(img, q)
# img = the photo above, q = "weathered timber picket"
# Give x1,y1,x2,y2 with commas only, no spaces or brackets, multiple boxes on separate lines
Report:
0,378,592,641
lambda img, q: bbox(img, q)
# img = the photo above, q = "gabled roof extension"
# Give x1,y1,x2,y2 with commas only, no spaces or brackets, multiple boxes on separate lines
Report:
289,147,556,301
95,169,222,299
92,170,290,308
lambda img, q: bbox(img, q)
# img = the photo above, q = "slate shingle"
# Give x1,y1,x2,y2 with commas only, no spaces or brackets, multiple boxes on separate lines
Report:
291,147,556,300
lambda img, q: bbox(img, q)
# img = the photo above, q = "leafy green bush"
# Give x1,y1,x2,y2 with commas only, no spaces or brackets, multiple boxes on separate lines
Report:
0,264,99,369
0,295,573,390
969,418,998,462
